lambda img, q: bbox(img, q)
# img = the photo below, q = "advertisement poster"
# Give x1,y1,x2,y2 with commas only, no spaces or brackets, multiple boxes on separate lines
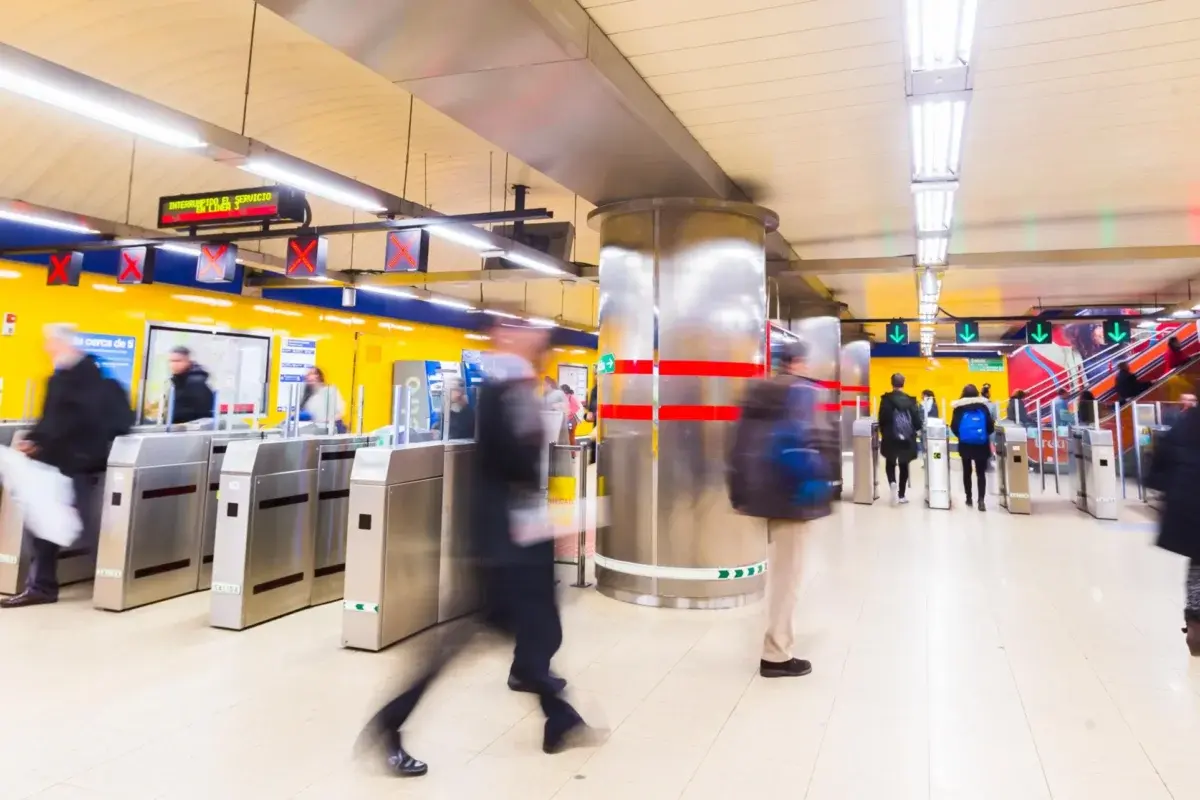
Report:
277,338,317,411
74,332,137,391
141,326,270,421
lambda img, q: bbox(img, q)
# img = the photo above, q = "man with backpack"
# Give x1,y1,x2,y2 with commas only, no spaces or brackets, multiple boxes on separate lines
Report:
728,341,831,679
2,323,132,608
950,384,996,511
877,373,920,504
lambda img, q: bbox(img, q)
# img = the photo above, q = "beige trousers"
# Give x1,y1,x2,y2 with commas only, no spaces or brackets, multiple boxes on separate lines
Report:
762,519,805,663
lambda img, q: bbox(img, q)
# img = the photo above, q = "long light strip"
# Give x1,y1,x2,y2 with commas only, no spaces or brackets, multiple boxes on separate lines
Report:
912,181,958,233
503,250,565,276
0,67,207,149
358,285,417,300
428,225,503,254
911,98,967,181
0,209,99,234
917,236,949,266
427,297,475,311
906,0,979,73
241,160,387,213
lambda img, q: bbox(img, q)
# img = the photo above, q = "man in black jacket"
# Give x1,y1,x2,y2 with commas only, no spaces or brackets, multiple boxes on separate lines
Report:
168,346,215,424
358,318,596,777
2,324,111,608
877,373,920,504
1115,361,1151,404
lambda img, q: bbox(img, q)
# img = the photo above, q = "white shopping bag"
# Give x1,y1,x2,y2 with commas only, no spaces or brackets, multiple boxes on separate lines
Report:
510,499,554,547
0,446,81,547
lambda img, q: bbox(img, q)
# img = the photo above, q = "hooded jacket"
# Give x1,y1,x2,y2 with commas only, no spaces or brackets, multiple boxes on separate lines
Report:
950,396,996,457
1115,367,1151,403
1149,405,1200,575
878,389,919,462
170,363,215,425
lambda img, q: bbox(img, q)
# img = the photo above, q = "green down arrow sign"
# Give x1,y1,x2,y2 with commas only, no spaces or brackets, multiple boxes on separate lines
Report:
956,320,979,344
1028,322,1051,344
885,320,908,345
1106,320,1130,343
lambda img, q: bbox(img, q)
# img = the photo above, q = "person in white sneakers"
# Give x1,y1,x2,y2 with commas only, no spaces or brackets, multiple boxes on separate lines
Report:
877,373,919,504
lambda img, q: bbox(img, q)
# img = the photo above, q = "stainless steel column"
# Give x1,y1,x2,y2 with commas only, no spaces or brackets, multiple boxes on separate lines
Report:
839,340,871,458
589,198,776,609
791,315,842,494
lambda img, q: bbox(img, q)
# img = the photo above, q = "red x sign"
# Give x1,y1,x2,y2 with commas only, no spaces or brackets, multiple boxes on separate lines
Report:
46,251,83,286
285,236,327,277
195,242,237,283
384,229,429,273
117,246,156,285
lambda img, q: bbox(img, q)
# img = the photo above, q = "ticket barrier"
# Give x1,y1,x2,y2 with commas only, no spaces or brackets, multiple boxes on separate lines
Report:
851,418,879,505
923,418,950,510
1069,427,1118,520
208,433,372,630
995,422,1031,515
341,440,477,652
91,429,268,611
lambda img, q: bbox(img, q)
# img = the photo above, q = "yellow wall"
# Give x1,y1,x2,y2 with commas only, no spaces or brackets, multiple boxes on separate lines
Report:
869,356,1009,416
0,259,595,430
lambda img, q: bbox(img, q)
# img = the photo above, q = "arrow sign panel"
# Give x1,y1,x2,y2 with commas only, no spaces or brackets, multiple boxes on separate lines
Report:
885,319,909,345
1105,319,1131,344
1026,320,1052,344
955,320,980,345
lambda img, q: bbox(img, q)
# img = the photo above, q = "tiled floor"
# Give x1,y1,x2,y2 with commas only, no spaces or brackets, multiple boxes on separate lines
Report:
2,469,1198,800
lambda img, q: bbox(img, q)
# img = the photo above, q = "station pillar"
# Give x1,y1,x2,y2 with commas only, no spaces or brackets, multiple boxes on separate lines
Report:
588,198,778,609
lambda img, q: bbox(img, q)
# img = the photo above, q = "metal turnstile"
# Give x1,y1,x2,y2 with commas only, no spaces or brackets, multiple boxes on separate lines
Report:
209,434,370,630
342,440,478,652
1080,428,1118,520
995,422,1031,514
198,431,281,590
923,418,951,509
1068,427,1088,513
92,430,265,611
0,423,106,595
311,435,374,605
851,418,879,505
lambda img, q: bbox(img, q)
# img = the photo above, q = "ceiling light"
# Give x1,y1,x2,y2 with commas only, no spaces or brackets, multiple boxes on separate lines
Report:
917,236,949,266
307,275,334,283
253,304,302,317
172,293,233,308
378,321,414,332
912,182,958,233
156,242,200,256
0,269,21,279
427,297,475,311
911,97,968,181
240,160,387,213
92,284,125,293
359,285,416,300
526,317,557,327
0,209,99,234
1171,309,1193,318
322,313,364,325
906,0,978,73
939,341,1009,348
0,67,206,149
428,225,503,255
465,333,491,341
483,309,522,320
504,251,564,276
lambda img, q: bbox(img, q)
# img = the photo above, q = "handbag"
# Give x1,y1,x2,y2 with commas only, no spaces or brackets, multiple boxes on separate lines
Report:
0,447,82,547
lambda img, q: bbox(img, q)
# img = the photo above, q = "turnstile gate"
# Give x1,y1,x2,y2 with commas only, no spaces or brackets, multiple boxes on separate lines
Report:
851,418,879,505
209,433,371,630
312,435,374,606
342,440,477,652
995,422,1031,514
923,418,950,509
92,430,266,611
1079,427,1118,520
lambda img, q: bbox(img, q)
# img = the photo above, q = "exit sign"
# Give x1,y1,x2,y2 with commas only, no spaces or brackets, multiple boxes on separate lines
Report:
598,353,615,374
1104,319,1131,344
885,319,909,345
955,320,980,345
1026,320,1052,344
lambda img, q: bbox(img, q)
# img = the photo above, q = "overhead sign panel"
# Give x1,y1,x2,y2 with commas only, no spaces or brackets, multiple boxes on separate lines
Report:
46,251,83,286
157,186,306,229
1105,318,1131,344
285,235,328,277
955,320,979,345
117,246,156,285
885,319,909,345
195,243,238,284
1026,320,1052,344
384,229,430,273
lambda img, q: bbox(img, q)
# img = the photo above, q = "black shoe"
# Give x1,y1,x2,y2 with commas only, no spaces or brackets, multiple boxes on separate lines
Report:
543,717,603,755
977,498,986,511
508,672,567,695
759,658,812,678
964,495,972,508
356,726,427,778
0,591,56,608
385,747,428,777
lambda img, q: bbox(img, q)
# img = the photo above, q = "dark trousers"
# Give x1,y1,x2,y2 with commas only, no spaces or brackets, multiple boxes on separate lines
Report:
27,473,100,599
370,560,581,743
960,450,989,501
885,457,910,497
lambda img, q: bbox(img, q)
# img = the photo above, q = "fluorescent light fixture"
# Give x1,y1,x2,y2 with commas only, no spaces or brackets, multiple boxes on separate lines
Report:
526,317,557,328
911,97,967,181
428,225,503,255
427,296,475,311
465,333,491,341
241,160,387,213
0,67,206,149
571,349,588,355
253,304,302,317
483,309,523,320
504,251,564,276
322,313,365,325
307,275,334,283
378,321,414,332
917,236,949,266
157,242,200,256
92,284,125,293
0,269,21,279
172,293,233,308
906,0,979,72
939,341,1009,347
1171,309,1193,318
359,285,416,300
1141,306,1165,314
0,209,99,234
912,181,958,233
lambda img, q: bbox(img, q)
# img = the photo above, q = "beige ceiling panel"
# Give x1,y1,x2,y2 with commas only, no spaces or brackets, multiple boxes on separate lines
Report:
977,18,1200,72
522,280,573,319
408,98,497,161
688,98,902,141
561,284,600,327
951,211,1199,254
676,83,897,127
972,59,1200,103
242,7,411,194
649,42,902,96
350,231,387,273
977,0,1200,51
660,64,898,112
975,40,1200,90
0,96,133,221
979,0,1159,29
629,18,898,77
427,238,485,274
609,0,896,57
409,152,494,215
573,198,600,266
589,0,811,34
0,0,253,131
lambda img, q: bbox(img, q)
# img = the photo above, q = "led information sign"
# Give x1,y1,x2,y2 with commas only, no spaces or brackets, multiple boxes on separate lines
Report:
117,246,156,285
46,251,84,286
384,229,430,273
157,186,306,229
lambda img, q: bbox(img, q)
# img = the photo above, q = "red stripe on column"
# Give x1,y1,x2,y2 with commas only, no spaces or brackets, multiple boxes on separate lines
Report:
811,379,841,390
658,361,765,378
819,403,842,413
659,405,741,422
842,384,869,393
613,360,654,374
599,403,653,420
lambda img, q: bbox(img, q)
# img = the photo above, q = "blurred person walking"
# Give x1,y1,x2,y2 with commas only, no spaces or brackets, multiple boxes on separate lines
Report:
950,384,995,511
357,318,597,777
300,366,346,433
445,377,475,440
167,346,215,424
877,373,919,504
728,341,831,678
2,324,131,608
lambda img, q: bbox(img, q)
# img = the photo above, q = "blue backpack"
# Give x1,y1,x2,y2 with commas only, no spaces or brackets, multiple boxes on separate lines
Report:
958,406,990,446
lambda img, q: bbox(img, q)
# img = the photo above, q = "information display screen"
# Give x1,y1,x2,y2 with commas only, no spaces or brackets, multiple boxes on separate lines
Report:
157,187,305,229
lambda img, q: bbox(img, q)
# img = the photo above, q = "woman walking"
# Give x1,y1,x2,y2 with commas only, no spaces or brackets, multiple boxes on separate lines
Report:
301,367,347,433
950,384,995,510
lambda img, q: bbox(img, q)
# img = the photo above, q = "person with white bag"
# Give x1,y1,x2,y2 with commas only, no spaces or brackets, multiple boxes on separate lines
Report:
2,323,128,609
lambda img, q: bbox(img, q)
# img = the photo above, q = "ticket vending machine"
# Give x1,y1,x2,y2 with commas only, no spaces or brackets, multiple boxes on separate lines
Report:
923,418,951,510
